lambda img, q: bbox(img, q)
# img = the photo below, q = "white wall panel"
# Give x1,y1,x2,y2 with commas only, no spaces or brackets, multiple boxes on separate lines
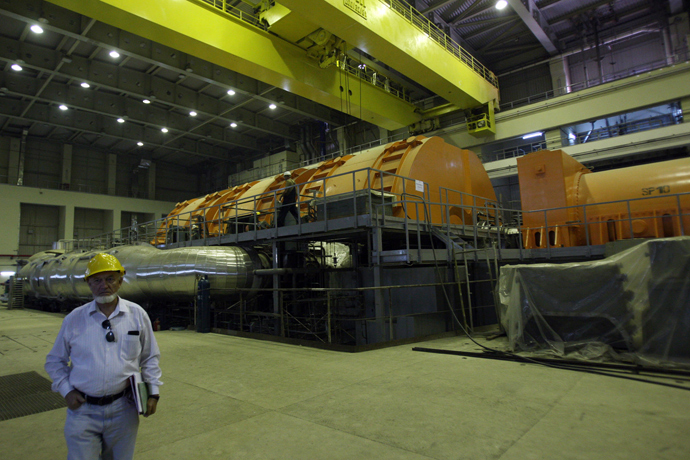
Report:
0,183,176,257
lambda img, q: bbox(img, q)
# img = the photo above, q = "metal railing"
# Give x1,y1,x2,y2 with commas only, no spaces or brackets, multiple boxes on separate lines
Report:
57,165,689,267
196,0,267,30
379,0,497,87
64,167,427,250
371,186,507,264
518,191,689,253
487,141,547,162
485,114,678,162
371,184,689,263
338,59,411,102
570,114,676,145
499,54,688,112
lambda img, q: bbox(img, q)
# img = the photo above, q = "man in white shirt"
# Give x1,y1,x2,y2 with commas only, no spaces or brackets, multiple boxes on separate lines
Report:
45,253,162,460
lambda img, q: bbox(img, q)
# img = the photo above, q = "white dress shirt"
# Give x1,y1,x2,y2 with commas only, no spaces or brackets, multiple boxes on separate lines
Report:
45,297,162,398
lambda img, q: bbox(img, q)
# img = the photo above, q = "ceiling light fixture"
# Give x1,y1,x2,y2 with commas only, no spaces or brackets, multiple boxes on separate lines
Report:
30,24,44,34
142,99,151,104
11,64,22,71
227,89,236,96
522,131,543,139
496,0,508,10
117,118,125,123
230,122,237,128
189,111,197,117
109,50,120,58
59,104,68,111
269,103,277,110
137,141,144,146
80,82,90,88
161,127,168,133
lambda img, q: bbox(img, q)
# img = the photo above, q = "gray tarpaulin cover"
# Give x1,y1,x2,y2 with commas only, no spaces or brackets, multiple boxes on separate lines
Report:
498,237,690,368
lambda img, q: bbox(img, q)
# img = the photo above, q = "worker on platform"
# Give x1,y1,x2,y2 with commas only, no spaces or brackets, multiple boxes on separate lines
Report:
45,253,162,460
277,170,300,227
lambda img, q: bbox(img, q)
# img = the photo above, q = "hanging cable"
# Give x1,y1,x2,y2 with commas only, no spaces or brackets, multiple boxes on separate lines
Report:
359,51,363,122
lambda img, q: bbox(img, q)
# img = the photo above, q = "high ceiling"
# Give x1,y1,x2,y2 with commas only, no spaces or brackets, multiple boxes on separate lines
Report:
0,1,353,170
0,0,677,171
416,0,671,73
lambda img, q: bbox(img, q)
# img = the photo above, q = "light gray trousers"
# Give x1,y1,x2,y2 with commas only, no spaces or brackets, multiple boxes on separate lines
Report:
64,395,139,460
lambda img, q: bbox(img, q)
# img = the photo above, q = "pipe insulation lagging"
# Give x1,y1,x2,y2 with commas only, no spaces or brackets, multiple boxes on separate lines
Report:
18,244,267,302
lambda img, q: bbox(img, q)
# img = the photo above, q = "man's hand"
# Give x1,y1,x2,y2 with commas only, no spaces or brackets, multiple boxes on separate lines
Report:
144,397,158,417
65,389,85,410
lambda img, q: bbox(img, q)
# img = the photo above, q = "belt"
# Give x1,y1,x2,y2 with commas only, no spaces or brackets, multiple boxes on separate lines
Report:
78,388,129,406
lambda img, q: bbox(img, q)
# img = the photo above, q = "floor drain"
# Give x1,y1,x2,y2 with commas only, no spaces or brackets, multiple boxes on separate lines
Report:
0,371,66,421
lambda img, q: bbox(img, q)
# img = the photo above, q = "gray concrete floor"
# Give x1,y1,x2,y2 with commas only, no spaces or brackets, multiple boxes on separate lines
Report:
2,305,690,460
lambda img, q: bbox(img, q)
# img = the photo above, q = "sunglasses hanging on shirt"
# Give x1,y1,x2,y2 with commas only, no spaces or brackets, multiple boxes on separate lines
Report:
102,319,115,342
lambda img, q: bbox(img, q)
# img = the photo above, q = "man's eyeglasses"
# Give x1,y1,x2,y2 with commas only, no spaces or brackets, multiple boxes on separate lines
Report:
102,319,115,342
88,276,119,286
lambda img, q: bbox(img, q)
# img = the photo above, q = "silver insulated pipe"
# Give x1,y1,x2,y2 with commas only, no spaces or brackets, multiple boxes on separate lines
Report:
19,244,267,303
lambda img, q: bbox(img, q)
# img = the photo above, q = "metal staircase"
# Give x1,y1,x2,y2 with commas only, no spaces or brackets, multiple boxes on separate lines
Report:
430,227,501,333
8,277,24,310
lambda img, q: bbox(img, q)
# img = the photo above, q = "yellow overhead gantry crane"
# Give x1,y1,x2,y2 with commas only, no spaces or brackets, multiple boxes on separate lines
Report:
47,0,499,134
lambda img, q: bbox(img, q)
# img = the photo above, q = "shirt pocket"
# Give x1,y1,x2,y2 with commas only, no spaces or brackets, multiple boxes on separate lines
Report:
120,335,141,361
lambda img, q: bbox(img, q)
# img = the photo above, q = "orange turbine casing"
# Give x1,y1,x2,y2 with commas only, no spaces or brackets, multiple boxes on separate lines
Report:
518,150,690,248
155,136,497,242
307,136,497,224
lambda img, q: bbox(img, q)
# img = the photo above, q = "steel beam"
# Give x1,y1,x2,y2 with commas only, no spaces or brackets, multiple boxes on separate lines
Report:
441,62,690,158
0,65,260,152
506,0,558,55
421,0,457,15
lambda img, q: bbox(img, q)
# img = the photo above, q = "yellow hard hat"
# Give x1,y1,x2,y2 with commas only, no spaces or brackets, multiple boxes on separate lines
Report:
85,253,125,280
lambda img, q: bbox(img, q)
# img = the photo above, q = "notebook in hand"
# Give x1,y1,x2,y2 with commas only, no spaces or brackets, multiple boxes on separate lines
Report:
128,372,149,415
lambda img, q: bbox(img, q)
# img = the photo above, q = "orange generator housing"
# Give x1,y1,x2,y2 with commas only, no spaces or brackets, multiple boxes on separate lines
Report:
518,150,690,249
155,136,497,243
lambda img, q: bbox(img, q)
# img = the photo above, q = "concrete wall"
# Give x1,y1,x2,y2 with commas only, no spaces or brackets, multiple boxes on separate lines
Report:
0,183,176,264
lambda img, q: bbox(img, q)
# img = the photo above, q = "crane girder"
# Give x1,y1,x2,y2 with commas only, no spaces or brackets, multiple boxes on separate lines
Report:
277,0,500,109
46,0,422,130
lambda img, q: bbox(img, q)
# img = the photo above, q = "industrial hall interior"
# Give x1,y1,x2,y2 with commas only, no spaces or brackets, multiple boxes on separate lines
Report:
1,0,690,458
